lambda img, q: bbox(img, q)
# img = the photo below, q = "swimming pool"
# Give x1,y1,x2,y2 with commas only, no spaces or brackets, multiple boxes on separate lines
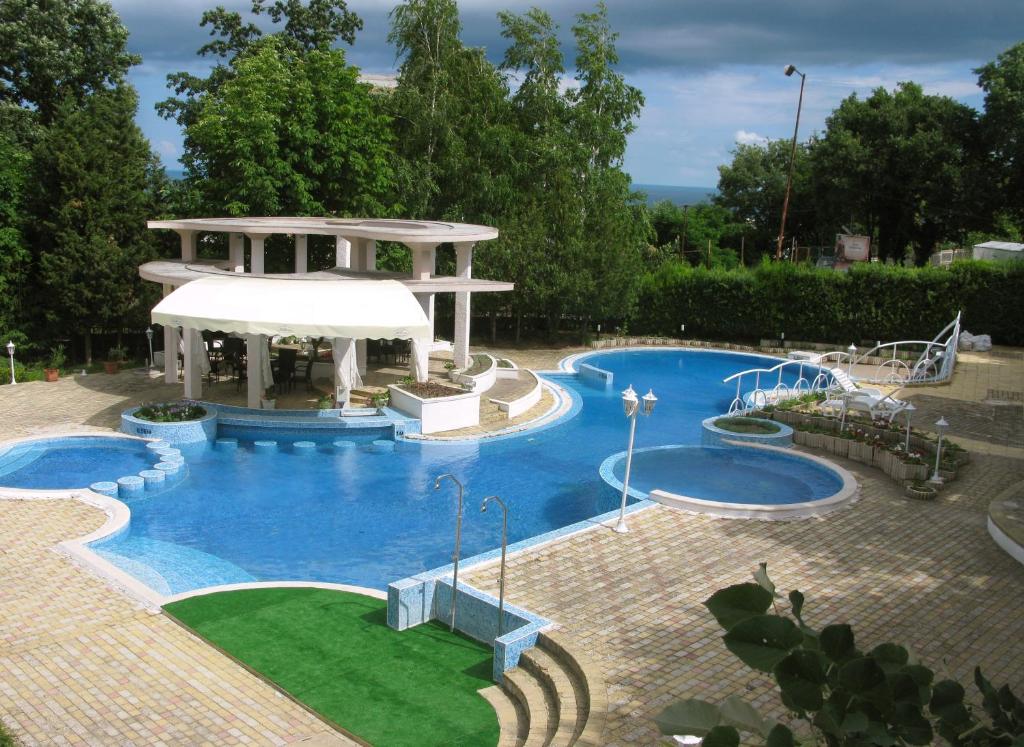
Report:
0,436,156,490
3,349,835,595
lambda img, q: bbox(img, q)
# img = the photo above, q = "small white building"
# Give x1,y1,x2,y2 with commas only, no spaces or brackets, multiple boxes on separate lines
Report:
972,241,1024,261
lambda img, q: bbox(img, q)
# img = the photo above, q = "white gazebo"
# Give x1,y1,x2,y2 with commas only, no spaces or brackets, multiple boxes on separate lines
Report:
144,217,511,408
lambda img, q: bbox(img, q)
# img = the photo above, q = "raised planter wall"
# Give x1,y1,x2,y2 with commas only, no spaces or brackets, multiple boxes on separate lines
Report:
452,354,498,394
388,385,480,434
121,407,218,445
495,359,519,380
701,416,793,447
490,370,543,419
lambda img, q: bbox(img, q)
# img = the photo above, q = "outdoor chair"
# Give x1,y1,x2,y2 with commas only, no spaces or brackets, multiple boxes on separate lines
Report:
275,348,298,393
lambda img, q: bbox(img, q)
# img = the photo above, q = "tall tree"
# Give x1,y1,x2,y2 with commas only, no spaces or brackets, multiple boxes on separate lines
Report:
0,0,138,125
28,87,162,362
811,83,983,264
976,43,1024,226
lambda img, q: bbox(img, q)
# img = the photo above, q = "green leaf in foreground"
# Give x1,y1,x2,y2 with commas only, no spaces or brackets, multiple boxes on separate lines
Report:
704,583,773,631
654,698,721,736
723,615,803,673
702,725,741,747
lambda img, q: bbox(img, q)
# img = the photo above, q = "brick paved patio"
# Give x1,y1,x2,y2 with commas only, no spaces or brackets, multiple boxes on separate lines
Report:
1,343,1021,744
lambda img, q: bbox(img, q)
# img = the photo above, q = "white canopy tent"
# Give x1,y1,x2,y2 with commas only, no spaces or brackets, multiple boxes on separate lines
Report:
153,275,431,407
152,275,431,340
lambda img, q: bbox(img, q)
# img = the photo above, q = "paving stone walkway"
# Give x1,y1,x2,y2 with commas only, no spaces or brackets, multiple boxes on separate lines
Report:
462,452,1024,745
1,341,1021,744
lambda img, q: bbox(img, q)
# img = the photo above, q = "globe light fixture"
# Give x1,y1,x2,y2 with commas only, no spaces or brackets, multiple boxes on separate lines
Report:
615,385,657,533
929,417,949,484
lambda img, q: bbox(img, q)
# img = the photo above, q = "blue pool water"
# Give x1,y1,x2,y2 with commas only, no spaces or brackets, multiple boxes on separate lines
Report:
5,350,833,594
0,437,155,489
607,445,844,505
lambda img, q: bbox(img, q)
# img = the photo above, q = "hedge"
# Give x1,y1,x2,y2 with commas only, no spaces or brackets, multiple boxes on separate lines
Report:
630,259,1024,346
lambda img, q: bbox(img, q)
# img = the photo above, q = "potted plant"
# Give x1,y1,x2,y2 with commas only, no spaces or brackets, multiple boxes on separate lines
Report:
444,360,457,379
260,386,276,410
104,345,128,374
905,480,938,501
44,345,65,382
317,393,333,410
370,391,390,415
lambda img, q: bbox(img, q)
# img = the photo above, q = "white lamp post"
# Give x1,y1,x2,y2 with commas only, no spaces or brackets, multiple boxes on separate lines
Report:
145,327,154,372
614,385,657,534
929,417,948,484
846,343,857,378
902,402,916,452
6,341,15,385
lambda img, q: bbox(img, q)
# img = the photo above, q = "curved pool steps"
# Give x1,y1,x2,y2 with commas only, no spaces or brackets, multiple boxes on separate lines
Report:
490,631,606,746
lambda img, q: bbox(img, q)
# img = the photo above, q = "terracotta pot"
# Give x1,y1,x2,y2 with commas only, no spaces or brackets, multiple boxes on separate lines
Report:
104,361,120,375
44,368,59,382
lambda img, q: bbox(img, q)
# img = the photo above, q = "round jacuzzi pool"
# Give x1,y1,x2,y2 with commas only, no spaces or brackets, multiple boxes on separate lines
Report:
600,444,856,519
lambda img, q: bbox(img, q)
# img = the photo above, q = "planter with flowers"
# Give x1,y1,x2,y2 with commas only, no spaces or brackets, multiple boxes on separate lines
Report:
121,401,217,444
905,480,938,501
44,345,65,382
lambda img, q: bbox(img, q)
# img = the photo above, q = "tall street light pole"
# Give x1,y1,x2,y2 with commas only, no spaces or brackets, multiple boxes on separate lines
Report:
776,64,806,261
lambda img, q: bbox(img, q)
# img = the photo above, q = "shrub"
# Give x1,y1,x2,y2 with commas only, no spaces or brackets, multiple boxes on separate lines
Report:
134,401,207,422
631,259,1024,345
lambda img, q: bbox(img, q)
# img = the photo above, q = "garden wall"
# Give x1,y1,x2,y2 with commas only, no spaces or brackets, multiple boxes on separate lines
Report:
631,260,1024,346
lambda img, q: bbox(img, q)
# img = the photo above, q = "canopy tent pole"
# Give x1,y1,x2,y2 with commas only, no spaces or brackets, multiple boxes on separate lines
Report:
246,334,262,408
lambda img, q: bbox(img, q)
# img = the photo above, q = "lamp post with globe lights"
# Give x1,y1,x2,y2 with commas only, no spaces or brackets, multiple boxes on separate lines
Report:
614,385,657,534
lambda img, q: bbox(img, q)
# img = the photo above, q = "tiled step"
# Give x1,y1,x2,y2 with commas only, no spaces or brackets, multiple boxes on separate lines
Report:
519,646,578,746
480,684,528,747
503,667,556,747
538,632,608,746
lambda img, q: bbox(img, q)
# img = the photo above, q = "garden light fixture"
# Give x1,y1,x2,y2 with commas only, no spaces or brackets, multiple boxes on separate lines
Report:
847,343,857,377
615,385,657,533
929,417,948,484
6,340,14,385
903,402,916,452
146,327,154,372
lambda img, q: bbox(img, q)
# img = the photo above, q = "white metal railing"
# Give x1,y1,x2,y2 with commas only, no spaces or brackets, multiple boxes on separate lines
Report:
851,312,961,385
721,312,962,414
723,358,832,415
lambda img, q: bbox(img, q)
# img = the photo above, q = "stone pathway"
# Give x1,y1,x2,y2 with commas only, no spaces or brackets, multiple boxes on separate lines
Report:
462,452,1024,745
1,341,1022,744
0,498,356,746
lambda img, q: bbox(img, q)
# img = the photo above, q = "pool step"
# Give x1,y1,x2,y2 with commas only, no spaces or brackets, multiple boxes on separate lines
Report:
479,684,528,747
496,631,608,746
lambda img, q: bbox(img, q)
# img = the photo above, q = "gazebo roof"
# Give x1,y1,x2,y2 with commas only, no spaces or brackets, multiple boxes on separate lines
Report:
147,217,499,244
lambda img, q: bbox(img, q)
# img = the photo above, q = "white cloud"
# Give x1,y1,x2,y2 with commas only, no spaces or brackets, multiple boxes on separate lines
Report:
158,140,179,158
734,129,769,146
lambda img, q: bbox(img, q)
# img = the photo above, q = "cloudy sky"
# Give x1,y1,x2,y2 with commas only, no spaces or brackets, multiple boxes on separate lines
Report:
112,0,1021,187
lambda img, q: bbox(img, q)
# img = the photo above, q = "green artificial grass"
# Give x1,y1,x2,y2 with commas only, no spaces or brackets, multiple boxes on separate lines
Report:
164,588,498,747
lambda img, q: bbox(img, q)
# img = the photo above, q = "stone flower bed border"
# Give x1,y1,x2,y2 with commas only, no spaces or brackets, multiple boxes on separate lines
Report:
754,407,969,498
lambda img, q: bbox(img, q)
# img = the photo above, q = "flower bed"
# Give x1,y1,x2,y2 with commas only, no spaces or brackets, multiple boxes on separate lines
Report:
121,403,218,445
759,408,957,493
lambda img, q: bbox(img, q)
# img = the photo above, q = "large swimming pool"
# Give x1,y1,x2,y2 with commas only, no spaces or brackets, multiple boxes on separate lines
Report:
1,350,834,595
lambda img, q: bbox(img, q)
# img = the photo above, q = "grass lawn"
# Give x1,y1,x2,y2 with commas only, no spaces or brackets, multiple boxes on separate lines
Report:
164,588,499,747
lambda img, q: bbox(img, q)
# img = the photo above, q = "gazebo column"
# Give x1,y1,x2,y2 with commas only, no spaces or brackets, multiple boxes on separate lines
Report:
176,229,197,262
247,232,268,275
409,243,438,379
162,284,180,384
294,234,307,274
229,233,244,272
245,233,268,408
453,242,474,369
182,328,202,400
335,236,351,268
246,334,263,409
352,239,375,375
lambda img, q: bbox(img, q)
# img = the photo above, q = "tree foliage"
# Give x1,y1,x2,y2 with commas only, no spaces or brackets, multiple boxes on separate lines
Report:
27,86,162,356
976,42,1024,224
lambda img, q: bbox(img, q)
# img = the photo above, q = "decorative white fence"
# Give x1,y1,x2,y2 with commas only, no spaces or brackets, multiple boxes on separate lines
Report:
722,312,962,415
